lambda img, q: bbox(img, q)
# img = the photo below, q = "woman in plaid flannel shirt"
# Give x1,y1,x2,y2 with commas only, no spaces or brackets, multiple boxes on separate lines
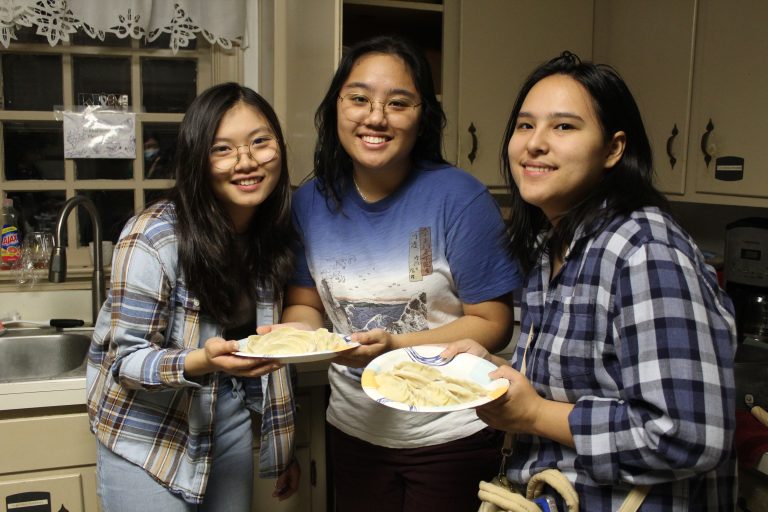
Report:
87,83,299,510
444,53,737,511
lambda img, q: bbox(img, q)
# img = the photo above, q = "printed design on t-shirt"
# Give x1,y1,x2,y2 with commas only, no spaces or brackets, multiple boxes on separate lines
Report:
316,253,429,336
318,277,428,335
409,227,433,282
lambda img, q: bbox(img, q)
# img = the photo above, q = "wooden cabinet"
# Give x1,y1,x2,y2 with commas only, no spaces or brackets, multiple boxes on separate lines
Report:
0,386,328,512
455,0,594,189
594,0,768,207
688,1,768,204
261,0,768,204
0,410,98,512
593,0,695,196
257,0,341,186
0,469,98,512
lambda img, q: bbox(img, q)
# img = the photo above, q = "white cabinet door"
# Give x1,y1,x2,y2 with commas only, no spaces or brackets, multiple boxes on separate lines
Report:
251,387,327,511
0,472,91,512
456,0,594,188
259,0,341,186
593,0,695,196
252,446,312,512
690,0,768,201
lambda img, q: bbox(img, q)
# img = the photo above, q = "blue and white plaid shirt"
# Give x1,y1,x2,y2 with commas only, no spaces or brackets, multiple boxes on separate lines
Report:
508,206,737,511
86,201,295,504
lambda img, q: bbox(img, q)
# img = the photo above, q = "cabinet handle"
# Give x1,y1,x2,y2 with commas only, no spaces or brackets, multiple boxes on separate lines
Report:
665,124,679,169
700,119,714,167
468,123,478,163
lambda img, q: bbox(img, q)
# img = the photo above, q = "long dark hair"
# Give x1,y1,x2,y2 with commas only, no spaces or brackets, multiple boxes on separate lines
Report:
167,82,294,324
312,35,447,209
501,52,670,274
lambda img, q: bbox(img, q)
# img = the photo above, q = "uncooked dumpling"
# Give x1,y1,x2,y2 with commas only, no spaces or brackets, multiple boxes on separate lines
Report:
245,327,346,355
375,360,487,407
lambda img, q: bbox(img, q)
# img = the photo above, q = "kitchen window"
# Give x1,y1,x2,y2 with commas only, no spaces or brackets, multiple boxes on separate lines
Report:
0,26,241,268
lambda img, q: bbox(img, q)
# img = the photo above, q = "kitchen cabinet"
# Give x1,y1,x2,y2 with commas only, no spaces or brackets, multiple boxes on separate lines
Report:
0,410,98,511
593,0,695,196
0,387,328,512
455,0,594,189
688,1,768,204
593,0,768,207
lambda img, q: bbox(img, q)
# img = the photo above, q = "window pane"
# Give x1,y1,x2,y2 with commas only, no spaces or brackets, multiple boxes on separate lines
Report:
76,190,135,245
143,123,179,179
3,121,64,180
141,58,197,113
144,189,171,206
72,29,132,47
75,159,134,180
1,54,63,110
5,191,66,237
141,34,197,50
12,26,50,45
73,56,131,106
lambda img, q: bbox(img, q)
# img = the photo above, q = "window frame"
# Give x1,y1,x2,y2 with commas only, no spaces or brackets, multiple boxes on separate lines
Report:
0,37,242,271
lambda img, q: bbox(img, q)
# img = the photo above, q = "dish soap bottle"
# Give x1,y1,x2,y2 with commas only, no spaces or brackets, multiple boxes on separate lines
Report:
1,197,22,270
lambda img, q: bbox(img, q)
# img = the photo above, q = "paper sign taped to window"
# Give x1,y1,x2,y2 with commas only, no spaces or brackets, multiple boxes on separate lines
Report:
63,107,136,159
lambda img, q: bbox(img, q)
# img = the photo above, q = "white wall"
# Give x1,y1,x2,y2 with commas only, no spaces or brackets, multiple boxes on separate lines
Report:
0,289,92,324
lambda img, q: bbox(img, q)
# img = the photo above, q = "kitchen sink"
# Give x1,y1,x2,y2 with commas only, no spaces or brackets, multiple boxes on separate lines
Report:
0,332,91,382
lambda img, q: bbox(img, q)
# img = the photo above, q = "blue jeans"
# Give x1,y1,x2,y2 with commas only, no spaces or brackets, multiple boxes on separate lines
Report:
96,377,253,511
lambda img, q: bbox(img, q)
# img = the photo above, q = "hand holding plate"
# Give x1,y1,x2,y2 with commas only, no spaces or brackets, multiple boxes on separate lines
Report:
439,338,490,362
336,328,393,368
205,337,281,377
475,365,540,433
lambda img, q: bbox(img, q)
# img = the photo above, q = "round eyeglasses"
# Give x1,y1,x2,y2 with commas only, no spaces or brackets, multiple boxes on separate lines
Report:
210,136,279,171
338,93,422,123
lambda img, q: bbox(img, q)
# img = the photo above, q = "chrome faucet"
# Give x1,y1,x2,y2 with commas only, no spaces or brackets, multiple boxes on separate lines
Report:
48,196,106,325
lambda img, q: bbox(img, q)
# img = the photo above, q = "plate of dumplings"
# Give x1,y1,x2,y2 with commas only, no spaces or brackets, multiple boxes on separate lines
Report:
361,345,509,412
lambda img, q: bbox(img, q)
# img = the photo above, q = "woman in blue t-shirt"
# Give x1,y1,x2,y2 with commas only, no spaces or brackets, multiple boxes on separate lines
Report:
264,36,523,512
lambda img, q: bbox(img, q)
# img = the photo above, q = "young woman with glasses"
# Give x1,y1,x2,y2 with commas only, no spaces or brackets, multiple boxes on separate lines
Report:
262,35,523,511
86,82,300,511
443,52,737,511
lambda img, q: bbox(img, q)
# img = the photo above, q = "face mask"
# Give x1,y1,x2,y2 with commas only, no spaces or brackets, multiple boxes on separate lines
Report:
144,148,159,160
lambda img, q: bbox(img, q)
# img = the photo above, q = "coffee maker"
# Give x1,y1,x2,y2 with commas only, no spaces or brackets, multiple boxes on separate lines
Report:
725,217,768,344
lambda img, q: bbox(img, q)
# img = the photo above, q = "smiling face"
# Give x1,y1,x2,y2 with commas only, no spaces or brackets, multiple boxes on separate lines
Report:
507,74,625,222
337,53,421,179
208,102,281,232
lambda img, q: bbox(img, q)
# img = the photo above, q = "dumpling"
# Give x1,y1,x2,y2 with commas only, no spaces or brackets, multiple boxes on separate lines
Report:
374,359,488,407
245,327,346,355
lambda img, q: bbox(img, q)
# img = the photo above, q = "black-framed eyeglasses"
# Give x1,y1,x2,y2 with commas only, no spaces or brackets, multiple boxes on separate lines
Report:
209,136,279,171
338,93,422,123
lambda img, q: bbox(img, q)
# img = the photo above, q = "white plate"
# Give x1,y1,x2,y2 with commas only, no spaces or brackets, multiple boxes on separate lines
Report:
234,334,358,364
361,345,509,412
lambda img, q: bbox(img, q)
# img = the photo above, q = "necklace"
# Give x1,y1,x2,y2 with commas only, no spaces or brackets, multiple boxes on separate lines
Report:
353,176,371,202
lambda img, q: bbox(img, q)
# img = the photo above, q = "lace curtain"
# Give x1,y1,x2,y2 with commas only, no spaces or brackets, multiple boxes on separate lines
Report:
0,0,246,53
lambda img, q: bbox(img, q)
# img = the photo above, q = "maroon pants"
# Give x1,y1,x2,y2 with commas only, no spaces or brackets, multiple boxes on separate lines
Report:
328,424,504,512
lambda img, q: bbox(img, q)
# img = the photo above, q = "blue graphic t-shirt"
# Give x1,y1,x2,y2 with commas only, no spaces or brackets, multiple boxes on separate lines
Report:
291,162,522,447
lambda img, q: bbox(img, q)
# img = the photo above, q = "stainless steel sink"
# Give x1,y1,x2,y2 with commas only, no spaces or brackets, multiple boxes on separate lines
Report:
0,332,91,382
